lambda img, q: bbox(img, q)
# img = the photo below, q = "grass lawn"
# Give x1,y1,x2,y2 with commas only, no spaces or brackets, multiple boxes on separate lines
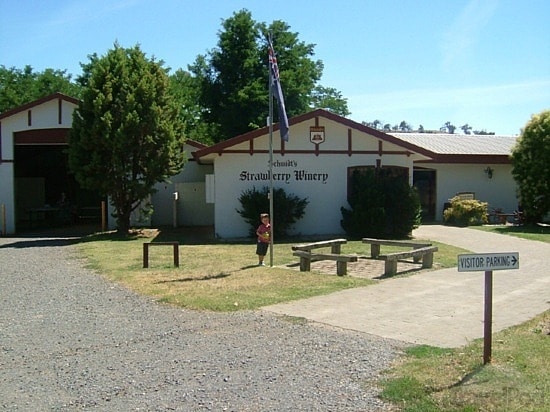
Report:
76,228,465,311
473,223,550,243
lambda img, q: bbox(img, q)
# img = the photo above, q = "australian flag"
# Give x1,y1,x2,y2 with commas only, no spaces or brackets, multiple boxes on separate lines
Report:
268,40,289,141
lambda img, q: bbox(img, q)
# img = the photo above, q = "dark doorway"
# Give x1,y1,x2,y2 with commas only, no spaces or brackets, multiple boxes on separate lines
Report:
14,145,104,230
413,168,436,222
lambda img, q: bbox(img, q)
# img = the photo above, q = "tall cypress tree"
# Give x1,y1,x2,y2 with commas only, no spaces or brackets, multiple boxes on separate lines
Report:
68,44,186,234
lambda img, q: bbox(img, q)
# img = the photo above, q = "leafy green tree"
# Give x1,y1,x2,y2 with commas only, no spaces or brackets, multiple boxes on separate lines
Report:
260,18,323,117
68,44,186,234
440,121,456,134
473,129,495,135
399,120,412,132
310,85,350,116
189,9,343,142
169,68,216,145
460,123,472,134
189,10,265,142
511,110,550,223
0,65,80,113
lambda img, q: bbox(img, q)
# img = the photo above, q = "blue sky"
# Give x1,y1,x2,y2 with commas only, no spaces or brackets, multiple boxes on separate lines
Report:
1,0,549,135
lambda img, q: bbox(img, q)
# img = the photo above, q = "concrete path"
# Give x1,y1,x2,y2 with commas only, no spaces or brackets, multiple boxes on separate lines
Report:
263,225,550,348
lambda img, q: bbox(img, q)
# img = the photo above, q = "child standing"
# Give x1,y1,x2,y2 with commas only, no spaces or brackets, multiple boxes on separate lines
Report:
255,213,271,266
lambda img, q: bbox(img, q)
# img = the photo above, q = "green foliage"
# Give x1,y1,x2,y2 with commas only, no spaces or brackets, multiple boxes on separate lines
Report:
68,43,186,234
405,345,454,358
340,168,421,239
380,376,436,409
0,65,81,113
236,186,309,237
169,69,215,145
443,197,488,226
189,9,345,142
310,85,350,116
511,110,550,223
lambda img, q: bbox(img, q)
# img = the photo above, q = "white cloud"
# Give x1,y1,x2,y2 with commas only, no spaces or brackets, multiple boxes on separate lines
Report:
440,0,499,69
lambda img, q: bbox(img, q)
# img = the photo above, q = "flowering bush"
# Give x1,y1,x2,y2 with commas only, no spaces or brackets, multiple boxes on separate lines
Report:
443,197,488,226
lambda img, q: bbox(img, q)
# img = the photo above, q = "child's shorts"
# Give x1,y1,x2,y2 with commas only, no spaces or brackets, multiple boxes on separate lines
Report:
256,241,269,256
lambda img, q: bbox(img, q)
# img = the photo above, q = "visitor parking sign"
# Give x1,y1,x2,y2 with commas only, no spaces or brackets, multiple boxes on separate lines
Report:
458,252,519,272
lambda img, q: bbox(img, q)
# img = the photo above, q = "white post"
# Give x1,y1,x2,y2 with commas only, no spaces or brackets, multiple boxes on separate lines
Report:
173,192,178,228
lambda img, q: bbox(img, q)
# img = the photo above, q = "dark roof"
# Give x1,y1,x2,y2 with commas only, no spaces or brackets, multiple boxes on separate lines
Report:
185,139,208,150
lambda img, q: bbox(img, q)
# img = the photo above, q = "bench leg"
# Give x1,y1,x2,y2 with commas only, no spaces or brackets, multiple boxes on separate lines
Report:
384,259,397,276
336,261,347,276
143,243,149,268
173,243,179,267
422,252,434,268
371,244,381,258
412,247,423,263
331,244,342,254
299,256,311,272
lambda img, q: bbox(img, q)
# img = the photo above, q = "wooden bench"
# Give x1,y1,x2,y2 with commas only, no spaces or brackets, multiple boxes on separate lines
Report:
498,211,524,225
291,239,357,276
379,246,438,276
143,242,179,268
78,206,102,222
362,238,432,261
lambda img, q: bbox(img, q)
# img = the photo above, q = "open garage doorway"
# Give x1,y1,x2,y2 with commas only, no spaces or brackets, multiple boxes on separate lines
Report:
413,168,436,222
14,144,104,231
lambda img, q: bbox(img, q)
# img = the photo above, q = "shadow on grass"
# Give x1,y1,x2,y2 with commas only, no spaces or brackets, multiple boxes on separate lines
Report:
434,364,486,392
488,224,550,236
155,272,231,284
153,263,260,285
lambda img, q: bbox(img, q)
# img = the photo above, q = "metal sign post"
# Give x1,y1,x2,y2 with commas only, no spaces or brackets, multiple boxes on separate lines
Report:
483,270,493,364
458,252,519,364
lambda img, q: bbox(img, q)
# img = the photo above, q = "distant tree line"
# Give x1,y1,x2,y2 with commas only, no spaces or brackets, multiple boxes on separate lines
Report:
362,119,495,135
0,65,81,112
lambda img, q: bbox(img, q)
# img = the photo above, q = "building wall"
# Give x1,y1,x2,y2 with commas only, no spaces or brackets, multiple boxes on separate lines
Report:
0,97,77,234
150,144,214,227
0,165,14,234
210,123,416,238
433,163,519,219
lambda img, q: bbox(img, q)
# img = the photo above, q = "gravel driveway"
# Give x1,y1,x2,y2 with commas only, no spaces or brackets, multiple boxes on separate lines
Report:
0,234,404,411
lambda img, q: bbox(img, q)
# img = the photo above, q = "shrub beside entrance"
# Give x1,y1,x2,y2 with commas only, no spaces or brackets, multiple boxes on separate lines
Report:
340,168,421,239
237,186,309,238
443,196,488,226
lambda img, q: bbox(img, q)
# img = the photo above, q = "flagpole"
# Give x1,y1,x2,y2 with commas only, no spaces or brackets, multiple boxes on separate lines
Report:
268,39,274,267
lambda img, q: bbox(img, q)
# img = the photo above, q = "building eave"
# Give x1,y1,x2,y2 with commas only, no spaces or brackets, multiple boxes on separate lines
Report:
0,92,80,120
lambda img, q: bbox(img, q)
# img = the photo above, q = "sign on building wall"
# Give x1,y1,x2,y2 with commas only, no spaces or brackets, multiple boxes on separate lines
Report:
238,159,329,184
310,126,325,145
